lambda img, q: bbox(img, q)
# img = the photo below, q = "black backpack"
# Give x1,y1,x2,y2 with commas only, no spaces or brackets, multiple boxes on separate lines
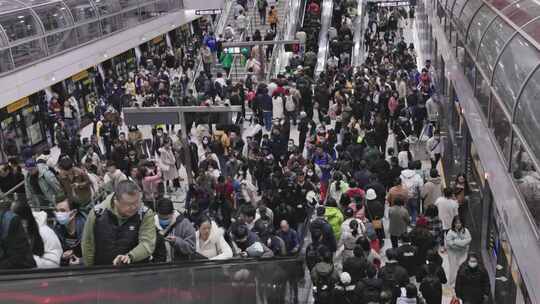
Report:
245,74,254,90
0,211,14,260
214,81,224,99
314,265,338,304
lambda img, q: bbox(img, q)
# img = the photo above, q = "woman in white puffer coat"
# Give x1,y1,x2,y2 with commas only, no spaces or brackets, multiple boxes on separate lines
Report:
196,216,233,260
11,201,62,269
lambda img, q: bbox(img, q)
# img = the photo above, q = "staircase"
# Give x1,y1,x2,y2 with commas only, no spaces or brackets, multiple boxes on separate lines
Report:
227,0,289,83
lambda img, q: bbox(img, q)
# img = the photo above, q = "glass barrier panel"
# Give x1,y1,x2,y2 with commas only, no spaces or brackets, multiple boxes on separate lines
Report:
46,29,78,54
0,48,12,72
489,96,511,161
511,133,540,230
0,10,42,42
474,68,490,119
0,259,308,304
75,21,102,43
11,39,46,67
33,2,74,32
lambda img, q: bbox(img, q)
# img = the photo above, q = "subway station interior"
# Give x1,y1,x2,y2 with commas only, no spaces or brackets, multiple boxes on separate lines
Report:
0,0,539,303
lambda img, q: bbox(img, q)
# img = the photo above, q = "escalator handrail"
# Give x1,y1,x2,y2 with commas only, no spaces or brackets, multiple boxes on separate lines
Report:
0,210,312,282
0,255,303,282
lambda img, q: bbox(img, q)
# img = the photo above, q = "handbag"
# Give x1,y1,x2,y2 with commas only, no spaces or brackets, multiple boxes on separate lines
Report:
372,219,383,230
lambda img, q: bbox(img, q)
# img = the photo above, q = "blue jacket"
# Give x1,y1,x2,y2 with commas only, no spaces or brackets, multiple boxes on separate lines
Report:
278,229,300,254
261,95,273,112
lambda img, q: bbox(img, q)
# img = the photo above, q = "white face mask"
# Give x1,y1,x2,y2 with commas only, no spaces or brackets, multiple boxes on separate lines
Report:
468,261,478,269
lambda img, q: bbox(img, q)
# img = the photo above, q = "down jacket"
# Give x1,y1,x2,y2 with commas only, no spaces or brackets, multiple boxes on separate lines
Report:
33,211,62,268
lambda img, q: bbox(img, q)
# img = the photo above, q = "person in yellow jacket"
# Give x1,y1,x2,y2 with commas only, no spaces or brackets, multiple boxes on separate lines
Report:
268,6,279,32
324,197,344,241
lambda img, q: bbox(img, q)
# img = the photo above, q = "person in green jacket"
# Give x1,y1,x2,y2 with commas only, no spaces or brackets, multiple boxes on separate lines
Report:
220,52,233,77
324,198,344,241
81,180,156,266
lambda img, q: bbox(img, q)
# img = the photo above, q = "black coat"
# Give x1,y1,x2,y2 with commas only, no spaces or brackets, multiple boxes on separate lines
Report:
455,264,490,304
0,211,36,269
397,243,420,277
355,277,383,303
379,262,409,295
343,256,369,284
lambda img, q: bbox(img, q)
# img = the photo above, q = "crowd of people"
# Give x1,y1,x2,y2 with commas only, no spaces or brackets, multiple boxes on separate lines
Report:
0,1,493,304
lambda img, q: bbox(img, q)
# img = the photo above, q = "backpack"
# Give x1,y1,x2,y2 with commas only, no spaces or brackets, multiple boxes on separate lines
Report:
203,78,215,95
257,0,267,10
362,281,382,302
214,81,224,98
402,176,420,199
285,94,296,112
315,265,338,303
245,74,254,90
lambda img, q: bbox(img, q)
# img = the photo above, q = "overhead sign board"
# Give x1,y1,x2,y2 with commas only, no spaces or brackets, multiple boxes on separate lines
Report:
375,0,410,6
195,9,223,15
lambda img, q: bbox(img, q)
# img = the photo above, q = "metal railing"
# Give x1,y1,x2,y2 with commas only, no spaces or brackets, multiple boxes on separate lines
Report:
267,0,301,80
190,0,235,92
0,180,24,201
227,2,256,81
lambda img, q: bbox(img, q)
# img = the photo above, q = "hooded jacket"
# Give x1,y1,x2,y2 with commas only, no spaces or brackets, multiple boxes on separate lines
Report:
400,169,423,199
324,207,344,241
154,211,196,261
311,261,340,287
421,177,443,208
33,211,62,268
195,221,232,260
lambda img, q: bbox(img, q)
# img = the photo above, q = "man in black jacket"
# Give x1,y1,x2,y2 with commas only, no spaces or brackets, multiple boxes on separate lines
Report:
396,233,420,279
379,248,410,300
343,246,369,284
0,200,36,269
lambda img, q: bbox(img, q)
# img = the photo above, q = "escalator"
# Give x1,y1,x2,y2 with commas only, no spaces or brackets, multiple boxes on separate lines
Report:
352,0,368,67
0,257,309,304
314,0,333,78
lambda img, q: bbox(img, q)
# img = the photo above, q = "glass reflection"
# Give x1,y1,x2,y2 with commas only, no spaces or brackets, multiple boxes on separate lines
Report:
11,40,46,67
512,135,540,229
64,0,98,22
475,69,490,119
33,2,73,32
493,34,540,111
489,97,511,159
477,17,513,76
46,30,77,54
0,10,41,42
0,48,12,72
466,6,495,53
501,0,540,27
515,68,540,164
522,18,540,46
463,48,475,86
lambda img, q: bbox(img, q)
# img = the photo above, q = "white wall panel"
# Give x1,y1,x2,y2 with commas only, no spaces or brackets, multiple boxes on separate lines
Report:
183,0,224,9
0,10,200,108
